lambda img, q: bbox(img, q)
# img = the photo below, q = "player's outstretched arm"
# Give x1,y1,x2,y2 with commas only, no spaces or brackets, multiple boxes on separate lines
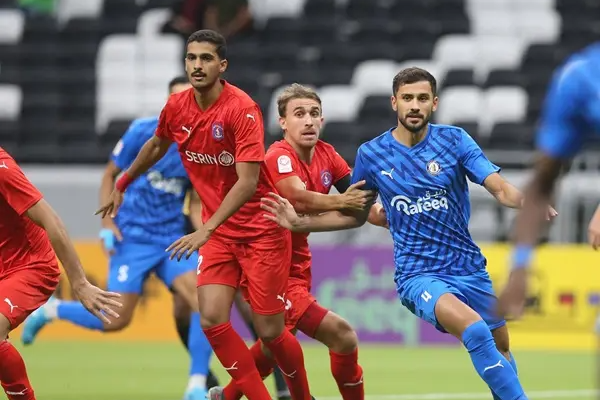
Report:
25,200,122,323
261,193,371,233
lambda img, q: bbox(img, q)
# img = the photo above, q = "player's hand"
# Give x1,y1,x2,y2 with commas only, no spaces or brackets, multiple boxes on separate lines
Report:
368,204,388,228
167,227,211,261
546,205,558,220
497,268,528,320
260,192,302,231
587,206,600,250
72,280,122,324
340,181,377,211
95,190,125,219
99,221,123,256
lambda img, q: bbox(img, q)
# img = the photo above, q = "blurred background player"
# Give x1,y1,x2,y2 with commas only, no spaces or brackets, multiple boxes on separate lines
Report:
97,30,312,400
0,147,121,400
21,77,213,400
181,189,291,398
261,68,559,400
500,42,600,318
212,84,388,400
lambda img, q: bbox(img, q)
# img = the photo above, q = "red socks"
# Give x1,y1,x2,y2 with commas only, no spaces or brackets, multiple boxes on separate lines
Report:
203,323,271,400
223,341,275,400
0,340,36,400
330,349,364,400
263,330,311,400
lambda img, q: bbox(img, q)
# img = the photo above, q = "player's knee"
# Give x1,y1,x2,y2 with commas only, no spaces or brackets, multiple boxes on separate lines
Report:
0,314,10,340
103,313,133,332
462,320,493,351
492,326,510,356
318,314,357,353
253,314,285,342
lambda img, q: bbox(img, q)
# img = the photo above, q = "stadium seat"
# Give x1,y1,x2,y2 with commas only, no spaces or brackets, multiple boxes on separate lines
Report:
435,86,482,126
441,69,475,88
137,8,171,38
0,84,21,120
470,11,515,37
351,60,398,97
432,35,476,77
319,85,362,124
475,36,526,82
479,87,528,136
303,0,336,17
488,122,534,150
483,69,527,88
0,9,24,43
515,10,561,45
56,0,103,25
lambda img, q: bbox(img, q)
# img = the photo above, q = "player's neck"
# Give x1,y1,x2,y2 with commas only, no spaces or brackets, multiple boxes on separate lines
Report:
392,125,428,148
285,137,315,163
193,80,224,111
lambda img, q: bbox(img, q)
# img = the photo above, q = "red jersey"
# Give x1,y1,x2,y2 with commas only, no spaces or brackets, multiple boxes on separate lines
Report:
155,81,283,240
0,149,56,276
265,140,351,283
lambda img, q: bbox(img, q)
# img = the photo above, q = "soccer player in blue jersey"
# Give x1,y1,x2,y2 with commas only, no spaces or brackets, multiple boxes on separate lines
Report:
21,77,213,400
499,43,600,317
261,67,558,400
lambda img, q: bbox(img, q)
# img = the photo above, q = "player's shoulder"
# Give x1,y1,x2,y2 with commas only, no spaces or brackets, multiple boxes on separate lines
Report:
164,87,194,114
266,140,295,159
223,81,260,111
357,129,391,155
429,123,469,143
553,44,600,85
129,116,159,132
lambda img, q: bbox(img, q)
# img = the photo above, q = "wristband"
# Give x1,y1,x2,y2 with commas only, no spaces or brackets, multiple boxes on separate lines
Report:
99,229,116,252
511,245,533,270
116,172,133,192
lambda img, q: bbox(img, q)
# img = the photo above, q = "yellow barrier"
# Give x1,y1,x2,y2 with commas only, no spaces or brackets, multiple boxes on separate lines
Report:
11,242,179,342
482,244,600,350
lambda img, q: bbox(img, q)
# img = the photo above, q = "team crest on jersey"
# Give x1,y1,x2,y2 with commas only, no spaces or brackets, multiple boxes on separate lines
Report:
321,170,333,188
218,150,235,166
212,122,224,141
426,160,441,176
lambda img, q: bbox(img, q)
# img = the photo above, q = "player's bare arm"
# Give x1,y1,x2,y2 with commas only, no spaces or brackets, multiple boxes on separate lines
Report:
188,189,204,229
96,135,172,218
588,203,600,250
98,161,123,254
276,175,374,214
482,172,557,218
261,193,371,233
25,199,122,323
167,161,260,260
334,174,387,228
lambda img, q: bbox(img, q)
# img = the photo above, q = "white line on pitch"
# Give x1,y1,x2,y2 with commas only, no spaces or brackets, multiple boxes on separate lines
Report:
316,389,599,400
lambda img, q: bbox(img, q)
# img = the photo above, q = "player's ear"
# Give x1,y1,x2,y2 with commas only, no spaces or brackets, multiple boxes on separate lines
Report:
432,96,439,112
279,116,287,131
390,95,398,112
219,59,228,74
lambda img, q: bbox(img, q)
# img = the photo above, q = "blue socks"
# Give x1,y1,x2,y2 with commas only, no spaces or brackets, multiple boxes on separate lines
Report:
462,321,526,400
188,312,212,377
57,301,104,331
492,352,519,400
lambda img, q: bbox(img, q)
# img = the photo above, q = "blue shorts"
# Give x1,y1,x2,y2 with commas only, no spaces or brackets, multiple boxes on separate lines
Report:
397,269,506,333
108,240,197,294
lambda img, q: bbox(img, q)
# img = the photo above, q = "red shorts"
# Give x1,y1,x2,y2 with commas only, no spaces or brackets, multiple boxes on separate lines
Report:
282,278,329,337
0,264,60,329
197,232,292,315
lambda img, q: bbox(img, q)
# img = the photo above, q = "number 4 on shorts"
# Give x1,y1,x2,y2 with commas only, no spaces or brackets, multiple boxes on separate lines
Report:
421,291,432,302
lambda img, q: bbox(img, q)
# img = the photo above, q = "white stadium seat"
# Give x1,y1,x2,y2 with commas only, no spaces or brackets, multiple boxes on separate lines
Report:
56,0,103,26
432,35,476,77
96,35,139,133
470,11,515,37
137,8,172,38
479,87,528,135
516,10,561,45
319,85,362,124
351,60,398,97
0,84,22,120
475,36,526,82
0,9,24,44
435,86,482,126
510,0,555,12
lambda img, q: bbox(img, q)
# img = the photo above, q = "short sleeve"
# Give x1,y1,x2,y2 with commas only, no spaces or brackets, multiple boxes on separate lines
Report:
155,101,174,141
231,104,265,163
350,147,376,191
0,155,43,215
264,148,300,185
536,61,589,159
459,129,500,185
110,120,149,170
331,150,351,183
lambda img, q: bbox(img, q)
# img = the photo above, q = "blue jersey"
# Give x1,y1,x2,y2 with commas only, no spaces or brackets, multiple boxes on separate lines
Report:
537,42,600,158
351,124,499,281
111,117,190,246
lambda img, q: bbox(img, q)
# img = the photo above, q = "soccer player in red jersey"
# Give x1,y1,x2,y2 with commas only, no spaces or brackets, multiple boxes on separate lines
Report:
97,30,311,400
211,84,388,400
0,147,121,400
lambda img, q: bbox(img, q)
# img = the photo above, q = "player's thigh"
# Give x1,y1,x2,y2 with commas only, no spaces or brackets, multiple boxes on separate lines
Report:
172,291,192,321
103,293,140,330
157,253,198,311
454,270,506,332
285,280,322,335
397,274,476,337
233,289,253,324
312,309,358,354
237,233,292,317
0,266,59,335
108,242,162,294
196,237,241,326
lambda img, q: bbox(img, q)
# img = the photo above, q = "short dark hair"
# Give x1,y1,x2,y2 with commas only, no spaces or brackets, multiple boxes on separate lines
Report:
186,29,227,60
168,76,189,91
392,67,437,96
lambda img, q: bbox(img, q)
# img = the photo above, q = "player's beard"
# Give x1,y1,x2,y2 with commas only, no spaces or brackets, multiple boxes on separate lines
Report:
399,113,430,134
